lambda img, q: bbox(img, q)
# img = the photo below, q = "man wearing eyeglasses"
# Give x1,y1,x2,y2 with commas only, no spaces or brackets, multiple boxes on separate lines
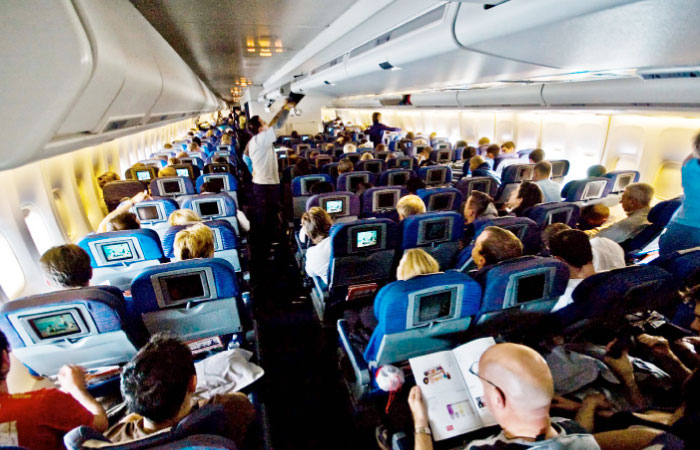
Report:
408,343,600,449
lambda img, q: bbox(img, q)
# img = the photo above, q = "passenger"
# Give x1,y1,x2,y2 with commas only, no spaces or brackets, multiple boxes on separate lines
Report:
104,212,141,232
408,343,599,450
0,331,108,450
168,209,201,226
163,143,173,150
463,191,498,225
294,157,313,177
97,171,120,189
376,143,387,152
106,334,255,447
396,249,440,281
385,152,397,163
548,229,597,311
167,157,181,166
192,137,202,147
302,207,333,284
579,204,610,232
337,159,354,175
500,141,516,154
461,146,477,163
471,226,523,271
586,164,607,178
543,223,624,273
529,148,546,164
469,156,500,183
477,137,490,147
406,178,426,195
309,181,334,195
96,190,150,233
660,130,700,254
173,223,214,260
590,183,653,243
220,134,233,146
396,195,427,221
343,143,357,154
455,140,468,149
484,144,500,169
416,146,432,165
40,244,93,289
199,183,250,233
509,181,544,217
187,142,200,153
367,112,400,147
533,161,562,203
360,152,374,161
158,166,177,178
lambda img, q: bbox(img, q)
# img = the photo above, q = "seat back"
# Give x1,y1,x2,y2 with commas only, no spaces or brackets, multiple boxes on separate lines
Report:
149,177,196,198
195,173,238,195
170,163,199,180
471,216,541,255
525,202,581,229
339,153,361,165
429,149,453,163
364,271,482,367
78,229,165,290
320,162,340,180
418,166,452,187
561,177,610,202
292,174,333,218
306,192,361,222
131,198,179,237
203,163,233,175
356,159,386,175
401,211,464,269
129,258,242,341
496,163,535,202
604,170,640,194
651,246,700,287
103,181,148,212
388,156,416,170
361,187,404,220
0,288,137,376
493,153,519,172
624,197,682,253
478,256,569,329
416,188,463,212
314,154,333,168
180,156,204,170
161,220,241,272
550,160,570,183
454,176,499,199
140,158,166,168
126,166,158,182
336,171,373,192
180,194,239,233
378,168,413,187
328,219,399,290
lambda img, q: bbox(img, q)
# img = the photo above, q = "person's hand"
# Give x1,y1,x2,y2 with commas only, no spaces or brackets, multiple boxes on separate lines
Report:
677,336,700,353
131,190,150,204
581,393,611,411
408,386,429,428
604,345,635,383
551,395,582,412
57,365,88,395
637,334,672,358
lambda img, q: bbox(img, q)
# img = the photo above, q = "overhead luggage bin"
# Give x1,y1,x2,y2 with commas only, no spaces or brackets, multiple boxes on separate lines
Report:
457,84,545,108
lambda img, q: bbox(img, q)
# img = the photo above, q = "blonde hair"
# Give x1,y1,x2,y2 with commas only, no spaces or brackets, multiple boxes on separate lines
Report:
187,142,200,152
343,143,357,154
97,171,120,189
469,155,485,172
158,166,177,178
163,143,173,149
168,209,201,226
301,207,332,241
396,195,426,219
360,152,374,161
173,223,214,261
397,249,440,281
478,137,490,146
221,134,232,145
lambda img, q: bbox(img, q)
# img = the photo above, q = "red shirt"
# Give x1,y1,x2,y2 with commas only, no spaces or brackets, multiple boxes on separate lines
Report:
0,389,94,450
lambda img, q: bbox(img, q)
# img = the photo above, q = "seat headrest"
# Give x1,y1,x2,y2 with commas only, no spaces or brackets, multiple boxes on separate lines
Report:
378,168,413,187
361,187,405,214
291,174,333,196
329,218,399,258
336,171,373,192
525,202,581,228
78,229,164,268
416,187,463,212
455,176,497,199
500,164,535,184
356,159,386,174
561,177,610,202
648,197,682,224
549,160,570,179
131,198,179,224
149,177,196,197
195,173,237,194
306,191,360,218
418,166,452,186
388,157,416,170
651,246,700,285
181,193,237,218
161,220,238,258
103,181,149,208
603,170,640,194
401,211,464,248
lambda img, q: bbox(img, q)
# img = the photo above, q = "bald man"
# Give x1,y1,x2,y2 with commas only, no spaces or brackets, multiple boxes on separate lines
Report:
408,343,600,450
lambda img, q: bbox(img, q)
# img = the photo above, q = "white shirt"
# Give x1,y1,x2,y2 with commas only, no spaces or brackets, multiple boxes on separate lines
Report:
305,237,332,284
236,210,250,233
248,128,279,185
590,237,625,272
551,278,584,312
535,178,563,203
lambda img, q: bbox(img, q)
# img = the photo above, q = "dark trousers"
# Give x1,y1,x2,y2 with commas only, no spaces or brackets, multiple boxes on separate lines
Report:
251,183,282,250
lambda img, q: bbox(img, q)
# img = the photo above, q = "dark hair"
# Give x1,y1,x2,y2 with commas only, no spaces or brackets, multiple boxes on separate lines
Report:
295,158,312,176
513,181,544,216
40,245,92,288
541,223,571,250
0,331,8,381
479,226,523,266
468,191,494,217
121,334,196,424
337,159,354,174
455,140,468,149
406,178,426,195
549,229,593,268
463,146,477,161
372,112,381,124
248,115,263,135
587,164,607,178
106,212,141,232
310,181,334,195
301,207,333,240
192,137,202,146
580,204,610,230
529,149,545,163
534,161,552,177
485,144,500,158
683,369,700,416
200,181,222,194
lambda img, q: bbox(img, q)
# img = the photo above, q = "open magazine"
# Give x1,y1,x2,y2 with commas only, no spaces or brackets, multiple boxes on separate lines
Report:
409,337,497,441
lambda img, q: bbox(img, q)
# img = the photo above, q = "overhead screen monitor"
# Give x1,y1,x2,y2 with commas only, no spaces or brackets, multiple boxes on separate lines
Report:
322,197,346,215
424,220,448,242
27,309,86,341
428,169,445,185
135,205,160,221
375,191,397,210
197,200,223,218
515,273,547,304
429,194,452,212
176,168,190,178
156,272,211,307
204,175,228,192
582,180,607,200
160,179,185,196
415,290,454,326
135,170,152,181
100,241,134,262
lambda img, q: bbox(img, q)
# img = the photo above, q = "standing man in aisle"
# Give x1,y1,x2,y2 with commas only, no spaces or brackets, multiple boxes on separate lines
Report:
245,94,303,255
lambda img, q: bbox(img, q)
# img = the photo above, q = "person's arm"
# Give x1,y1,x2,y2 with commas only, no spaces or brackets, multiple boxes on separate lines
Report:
637,334,692,384
604,349,646,409
593,220,630,243
57,365,108,432
97,190,149,233
408,386,434,450
236,209,250,233
574,393,611,432
269,99,295,130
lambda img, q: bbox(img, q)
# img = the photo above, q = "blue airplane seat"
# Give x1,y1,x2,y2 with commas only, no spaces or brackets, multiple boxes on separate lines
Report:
388,156,417,171
320,162,340,180
377,168,413,187
149,151,175,159
401,211,464,270
431,138,451,150
0,287,138,376
524,202,581,229
623,197,682,255
416,187,463,212
604,170,641,195
313,154,333,169
476,256,569,331
561,177,611,203
360,186,405,221
453,146,465,161
292,174,333,219
131,197,179,238
556,265,675,330
495,163,535,202
418,166,452,187
493,153,520,173
454,176,499,200
140,158,167,168
129,258,242,341
516,148,535,159
339,153,361,165
356,159,386,175
336,171,374,192
149,176,195,198
651,246,700,287
181,193,240,235
310,218,399,320
550,160,570,184
195,173,239,205
475,216,541,254
161,220,241,273
180,156,204,170
78,229,166,290
306,191,361,223
338,271,481,399
429,149,453,164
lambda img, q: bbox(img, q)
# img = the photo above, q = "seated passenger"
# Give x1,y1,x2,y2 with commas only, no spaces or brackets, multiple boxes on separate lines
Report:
175,151,189,159
533,161,562,203
385,152,397,163
360,152,374,161
200,182,250,232
106,334,255,447
187,142,200,153
168,209,202,226
309,181,335,195
469,156,500,183
587,164,607,178
477,137,490,147
463,191,499,226
164,143,173,150
158,166,177,178
408,343,599,450
40,244,93,290
337,159,354,175
542,223,624,273
97,171,120,189
461,146,477,164
484,144,500,169
471,226,523,284
104,212,141,232
500,141,516,154
97,191,149,233
579,204,610,232
167,157,181,166
302,207,333,284
529,148,545,164
0,331,108,450
508,181,544,217
173,223,214,261
591,183,654,244
396,248,440,281
416,147,432,166
376,144,387,153
343,143,357,154
396,195,427,221
548,229,597,311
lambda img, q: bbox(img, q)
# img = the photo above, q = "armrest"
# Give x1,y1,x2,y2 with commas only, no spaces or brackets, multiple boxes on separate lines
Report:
312,276,329,299
337,319,371,398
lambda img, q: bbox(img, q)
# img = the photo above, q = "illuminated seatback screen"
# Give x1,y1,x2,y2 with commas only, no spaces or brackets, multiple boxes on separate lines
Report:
29,312,81,340
102,242,133,262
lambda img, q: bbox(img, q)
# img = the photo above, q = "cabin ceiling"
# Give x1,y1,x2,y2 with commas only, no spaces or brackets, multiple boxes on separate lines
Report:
129,0,356,102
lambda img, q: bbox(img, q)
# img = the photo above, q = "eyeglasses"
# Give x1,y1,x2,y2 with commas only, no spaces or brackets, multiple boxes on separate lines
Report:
469,361,505,399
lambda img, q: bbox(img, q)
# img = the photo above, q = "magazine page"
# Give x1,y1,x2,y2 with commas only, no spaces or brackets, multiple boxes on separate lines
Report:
409,350,484,441
453,337,498,427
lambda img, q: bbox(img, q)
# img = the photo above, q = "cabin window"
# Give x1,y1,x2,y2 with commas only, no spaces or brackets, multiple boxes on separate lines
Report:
22,205,53,255
654,161,683,201
0,233,25,300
